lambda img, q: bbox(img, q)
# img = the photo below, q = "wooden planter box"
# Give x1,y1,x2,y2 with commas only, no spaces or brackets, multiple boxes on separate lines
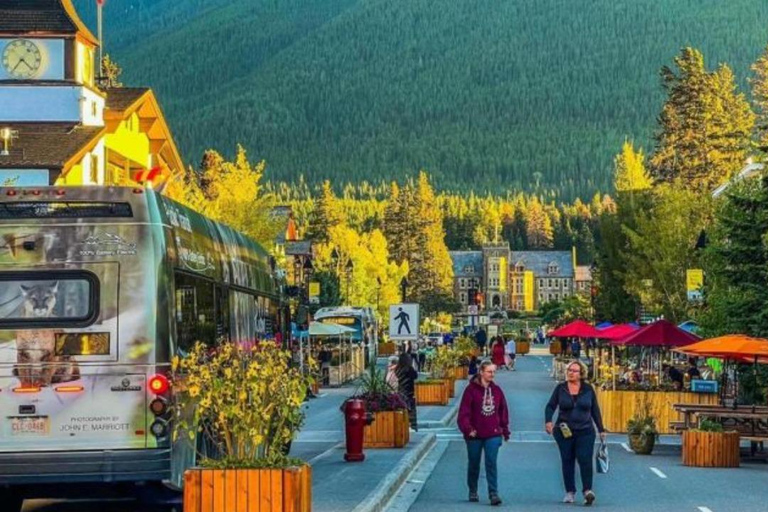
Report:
549,340,561,355
444,377,456,398
378,342,396,356
595,389,719,434
184,464,311,512
415,381,449,405
451,366,469,380
310,380,320,395
682,431,740,468
516,341,530,355
364,410,410,448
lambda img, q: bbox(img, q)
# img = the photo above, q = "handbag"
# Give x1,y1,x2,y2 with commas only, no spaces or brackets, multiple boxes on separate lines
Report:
596,441,609,474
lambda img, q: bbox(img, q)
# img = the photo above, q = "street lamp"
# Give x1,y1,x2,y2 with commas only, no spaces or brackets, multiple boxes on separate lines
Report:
400,276,409,302
376,276,382,311
303,258,314,302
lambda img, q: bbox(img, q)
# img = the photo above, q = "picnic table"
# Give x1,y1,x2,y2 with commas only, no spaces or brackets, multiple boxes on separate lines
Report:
672,403,768,431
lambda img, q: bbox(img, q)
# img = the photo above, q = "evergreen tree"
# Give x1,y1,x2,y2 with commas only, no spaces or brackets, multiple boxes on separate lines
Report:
651,48,754,192
408,172,454,302
308,181,346,243
699,176,768,337
750,43,768,154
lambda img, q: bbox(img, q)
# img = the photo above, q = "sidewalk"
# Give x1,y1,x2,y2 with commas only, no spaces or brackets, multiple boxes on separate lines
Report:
293,372,471,510
293,381,440,511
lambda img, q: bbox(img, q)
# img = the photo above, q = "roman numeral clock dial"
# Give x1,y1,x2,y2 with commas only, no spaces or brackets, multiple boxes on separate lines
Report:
2,39,42,79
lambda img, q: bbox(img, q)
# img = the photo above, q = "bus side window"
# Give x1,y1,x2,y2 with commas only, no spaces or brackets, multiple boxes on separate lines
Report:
175,272,216,352
215,285,230,342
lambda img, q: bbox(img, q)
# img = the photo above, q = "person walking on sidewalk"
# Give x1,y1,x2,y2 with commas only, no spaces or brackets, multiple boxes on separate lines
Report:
504,337,517,371
491,337,506,370
545,360,606,507
396,353,418,430
386,356,399,391
475,327,488,357
458,360,510,506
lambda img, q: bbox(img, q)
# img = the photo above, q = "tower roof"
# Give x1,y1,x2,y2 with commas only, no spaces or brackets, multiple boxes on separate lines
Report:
0,0,98,46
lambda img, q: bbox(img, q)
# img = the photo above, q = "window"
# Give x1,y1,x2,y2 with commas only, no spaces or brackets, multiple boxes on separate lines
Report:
460,292,466,304
175,272,216,352
460,278,466,289
548,278,552,288
91,101,97,117
539,279,544,288
548,263,559,275
464,265,475,274
0,271,100,329
89,154,99,184
0,201,133,219
515,264,524,273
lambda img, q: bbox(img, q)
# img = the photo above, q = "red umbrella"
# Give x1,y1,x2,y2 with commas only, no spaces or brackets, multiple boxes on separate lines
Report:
549,320,601,338
595,323,638,340
611,319,700,347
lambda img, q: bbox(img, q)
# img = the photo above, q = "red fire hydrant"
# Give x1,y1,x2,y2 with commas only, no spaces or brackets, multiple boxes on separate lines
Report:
344,399,373,462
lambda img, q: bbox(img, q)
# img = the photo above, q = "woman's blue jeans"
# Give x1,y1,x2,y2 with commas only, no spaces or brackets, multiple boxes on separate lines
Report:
466,436,502,495
554,428,596,493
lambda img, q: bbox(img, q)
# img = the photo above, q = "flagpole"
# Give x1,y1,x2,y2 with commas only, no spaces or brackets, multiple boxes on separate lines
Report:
97,0,104,77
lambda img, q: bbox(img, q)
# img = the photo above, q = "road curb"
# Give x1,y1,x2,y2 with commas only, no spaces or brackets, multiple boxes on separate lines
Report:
418,399,460,429
350,433,437,512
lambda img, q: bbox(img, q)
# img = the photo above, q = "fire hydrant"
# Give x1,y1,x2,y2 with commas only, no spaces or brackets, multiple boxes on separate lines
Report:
344,398,373,462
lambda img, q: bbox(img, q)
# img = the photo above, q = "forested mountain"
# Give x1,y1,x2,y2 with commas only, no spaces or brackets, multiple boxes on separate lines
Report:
76,0,768,199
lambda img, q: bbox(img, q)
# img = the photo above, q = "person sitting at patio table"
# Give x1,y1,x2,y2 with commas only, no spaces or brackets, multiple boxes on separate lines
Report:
687,359,701,379
663,363,684,390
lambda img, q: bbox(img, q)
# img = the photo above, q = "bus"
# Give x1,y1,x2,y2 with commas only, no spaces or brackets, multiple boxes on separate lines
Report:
0,186,284,509
315,306,377,364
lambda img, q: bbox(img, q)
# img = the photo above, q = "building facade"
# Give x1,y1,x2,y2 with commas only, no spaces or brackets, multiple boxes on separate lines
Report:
0,0,184,189
449,251,483,308
575,265,593,297
450,247,575,313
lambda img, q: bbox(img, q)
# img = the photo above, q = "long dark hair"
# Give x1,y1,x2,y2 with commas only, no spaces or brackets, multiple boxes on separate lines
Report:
396,353,413,373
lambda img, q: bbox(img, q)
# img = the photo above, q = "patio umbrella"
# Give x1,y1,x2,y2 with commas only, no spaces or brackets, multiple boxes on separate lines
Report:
595,323,639,341
675,334,768,411
611,319,700,347
610,320,700,391
549,320,601,338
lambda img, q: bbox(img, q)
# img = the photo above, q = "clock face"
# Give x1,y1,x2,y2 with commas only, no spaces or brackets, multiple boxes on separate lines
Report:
2,39,43,79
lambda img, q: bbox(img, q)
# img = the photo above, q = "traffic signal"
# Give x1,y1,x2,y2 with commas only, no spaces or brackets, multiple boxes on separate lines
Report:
468,288,476,305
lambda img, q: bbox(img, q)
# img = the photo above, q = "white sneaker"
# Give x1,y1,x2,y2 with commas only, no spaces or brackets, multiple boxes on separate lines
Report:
563,492,575,504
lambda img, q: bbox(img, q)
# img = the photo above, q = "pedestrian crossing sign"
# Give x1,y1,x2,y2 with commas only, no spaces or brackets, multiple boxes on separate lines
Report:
389,303,420,340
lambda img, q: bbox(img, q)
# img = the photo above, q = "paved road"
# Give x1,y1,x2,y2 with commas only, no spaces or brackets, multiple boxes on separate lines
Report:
400,355,768,512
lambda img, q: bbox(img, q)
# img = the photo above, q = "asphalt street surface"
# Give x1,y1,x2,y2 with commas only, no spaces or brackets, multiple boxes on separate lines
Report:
20,354,768,511
403,354,768,512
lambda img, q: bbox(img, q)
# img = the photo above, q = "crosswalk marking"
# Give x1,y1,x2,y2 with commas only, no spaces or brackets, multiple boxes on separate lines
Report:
650,467,667,479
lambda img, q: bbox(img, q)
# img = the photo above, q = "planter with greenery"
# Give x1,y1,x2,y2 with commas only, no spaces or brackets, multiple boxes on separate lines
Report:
626,396,658,455
682,420,740,468
344,367,410,448
175,341,312,512
415,379,450,405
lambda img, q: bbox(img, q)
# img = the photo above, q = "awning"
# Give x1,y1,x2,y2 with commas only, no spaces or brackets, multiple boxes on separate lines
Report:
549,320,601,338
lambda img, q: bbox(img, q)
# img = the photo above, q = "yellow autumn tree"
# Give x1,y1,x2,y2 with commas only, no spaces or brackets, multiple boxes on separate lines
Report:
166,146,281,249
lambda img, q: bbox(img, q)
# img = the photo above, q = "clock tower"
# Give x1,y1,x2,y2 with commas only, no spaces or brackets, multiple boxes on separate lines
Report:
0,0,104,126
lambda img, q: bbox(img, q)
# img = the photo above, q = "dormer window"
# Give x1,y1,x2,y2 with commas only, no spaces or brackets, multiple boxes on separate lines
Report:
464,265,475,274
515,263,525,273
548,262,559,275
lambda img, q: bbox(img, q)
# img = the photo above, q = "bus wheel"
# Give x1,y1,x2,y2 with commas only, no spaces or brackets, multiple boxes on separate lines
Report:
0,491,23,512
